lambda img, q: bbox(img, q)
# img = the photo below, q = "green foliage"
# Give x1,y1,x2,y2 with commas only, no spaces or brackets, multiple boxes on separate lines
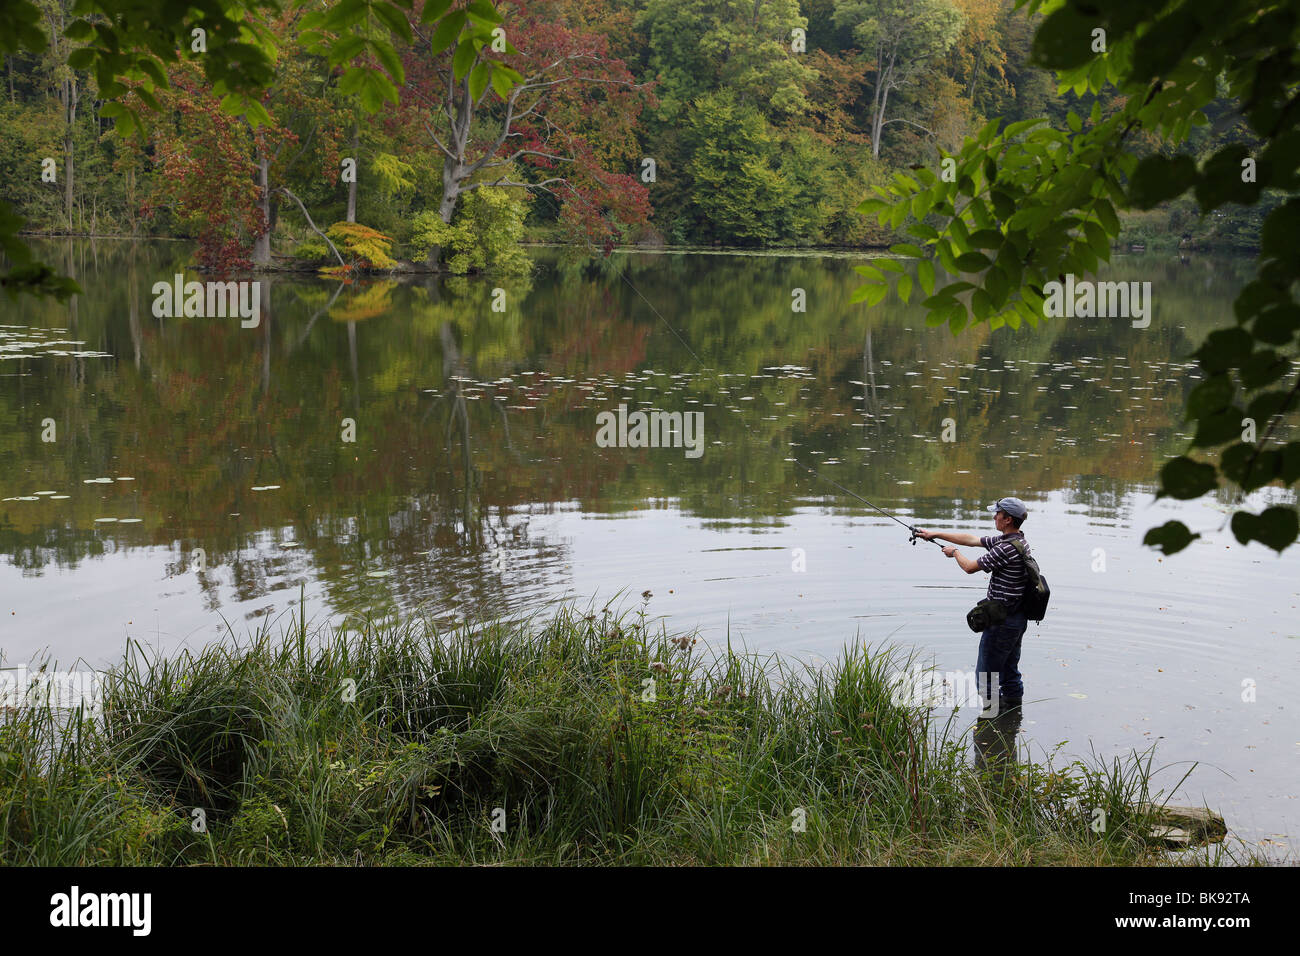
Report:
638,0,813,122
854,0,1300,554
292,238,330,261
410,187,531,275
326,221,397,269
681,90,841,246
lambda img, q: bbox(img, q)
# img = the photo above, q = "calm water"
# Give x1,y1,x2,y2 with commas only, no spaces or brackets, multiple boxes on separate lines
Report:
2,240,1297,857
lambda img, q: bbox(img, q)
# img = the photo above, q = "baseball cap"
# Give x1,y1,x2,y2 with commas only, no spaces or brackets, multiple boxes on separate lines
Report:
988,497,1028,520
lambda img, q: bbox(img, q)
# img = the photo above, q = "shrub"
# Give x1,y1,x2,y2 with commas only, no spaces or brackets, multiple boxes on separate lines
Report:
410,187,531,275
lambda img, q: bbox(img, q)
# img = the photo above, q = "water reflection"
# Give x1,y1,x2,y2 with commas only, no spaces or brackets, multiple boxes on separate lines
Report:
974,704,1024,787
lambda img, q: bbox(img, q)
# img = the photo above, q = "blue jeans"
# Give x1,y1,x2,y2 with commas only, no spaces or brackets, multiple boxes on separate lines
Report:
976,609,1027,706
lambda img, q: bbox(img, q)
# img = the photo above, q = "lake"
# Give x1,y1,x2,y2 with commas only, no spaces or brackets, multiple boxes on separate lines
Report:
2,239,1297,858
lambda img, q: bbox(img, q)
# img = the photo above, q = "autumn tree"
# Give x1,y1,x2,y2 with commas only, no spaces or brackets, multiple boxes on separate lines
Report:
833,0,965,158
398,0,650,265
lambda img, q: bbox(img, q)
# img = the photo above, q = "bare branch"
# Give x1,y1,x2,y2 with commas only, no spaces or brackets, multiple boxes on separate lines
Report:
275,187,345,266
880,118,935,135
422,118,456,160
461,176,568,193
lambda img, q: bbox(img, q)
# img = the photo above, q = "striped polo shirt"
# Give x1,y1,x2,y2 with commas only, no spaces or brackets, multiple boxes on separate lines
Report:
977,531,1028,606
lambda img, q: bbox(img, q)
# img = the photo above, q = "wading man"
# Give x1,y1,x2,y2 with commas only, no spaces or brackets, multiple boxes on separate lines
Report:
916,497,1031,713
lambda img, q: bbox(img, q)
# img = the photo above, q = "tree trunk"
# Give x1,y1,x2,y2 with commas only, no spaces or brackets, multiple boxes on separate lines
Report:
871,48,897,160
63,76,76,232
426,161,462,269
253,155,271,266
345,124,358,223
869,40,886,160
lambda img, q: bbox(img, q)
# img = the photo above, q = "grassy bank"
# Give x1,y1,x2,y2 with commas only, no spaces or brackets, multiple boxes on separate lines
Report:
0,606,1238,866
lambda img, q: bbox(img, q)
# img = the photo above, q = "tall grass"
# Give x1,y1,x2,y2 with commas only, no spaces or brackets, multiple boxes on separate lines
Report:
0,605,1250,865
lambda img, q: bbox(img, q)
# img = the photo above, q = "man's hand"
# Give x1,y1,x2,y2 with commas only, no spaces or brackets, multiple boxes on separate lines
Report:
943,546,958,558
916,529,937,541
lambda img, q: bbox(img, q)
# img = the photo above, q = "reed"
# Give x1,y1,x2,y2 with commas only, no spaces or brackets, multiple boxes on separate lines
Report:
0,604,1255,866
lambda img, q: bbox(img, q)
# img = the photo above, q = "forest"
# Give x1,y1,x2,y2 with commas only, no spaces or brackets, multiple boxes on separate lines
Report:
0,0,1273,276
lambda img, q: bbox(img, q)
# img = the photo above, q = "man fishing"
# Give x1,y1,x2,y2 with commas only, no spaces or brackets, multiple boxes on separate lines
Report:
915,497,1031,714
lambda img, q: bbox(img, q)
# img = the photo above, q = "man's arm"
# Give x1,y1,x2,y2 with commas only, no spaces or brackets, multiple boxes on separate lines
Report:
916,529,982,547
941,545,982,573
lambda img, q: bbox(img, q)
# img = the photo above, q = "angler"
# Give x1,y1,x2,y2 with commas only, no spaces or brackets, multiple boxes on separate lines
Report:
916,497,1034,715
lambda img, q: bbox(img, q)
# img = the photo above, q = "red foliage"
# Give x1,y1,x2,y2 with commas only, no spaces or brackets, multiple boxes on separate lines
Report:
400,0,656,244
142,62,267,272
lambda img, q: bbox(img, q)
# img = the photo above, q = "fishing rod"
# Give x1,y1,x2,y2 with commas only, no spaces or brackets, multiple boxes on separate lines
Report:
794,461,946,548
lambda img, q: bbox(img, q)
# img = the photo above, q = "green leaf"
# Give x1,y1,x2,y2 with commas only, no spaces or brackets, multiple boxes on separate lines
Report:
1220,442,1266,490
1194,328,1253,373
1233,280,1287,322
490,64,514,100
328,34,367,67
420,0,455,23
1002,119,1045,139
917,259,935,297
954,252,991,272
137,56,167,90
1158,456,1217,499
1033,6,1101,70
371,3,414,41
1231,507,1299,553
897,275,912,305
1128,155,1198,209
1083,220,1111,259
468,61,489,102
1195,144,1259,210
1280,442,1300,485
889,243,924,258
349,71,399,113
68,47,96,71
1185,374,1234,420
466,0,503,24
64,19,95,42
1240,350,1288,389
369,39,405,83
990,190,1015,221
1246,389,1296,428
431,10,466,55
453,35,477,80
1253,305,1300,345
1095,199,1119,235
1191,408,1246,448
1143,521,1199,555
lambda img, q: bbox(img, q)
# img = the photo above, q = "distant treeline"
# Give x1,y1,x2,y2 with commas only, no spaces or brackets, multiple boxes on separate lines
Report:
0,0,1271,268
